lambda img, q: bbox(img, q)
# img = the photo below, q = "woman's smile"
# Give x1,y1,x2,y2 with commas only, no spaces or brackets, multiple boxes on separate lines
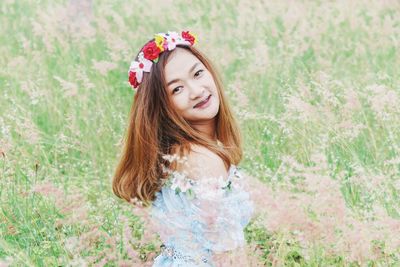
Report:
193,94,211,109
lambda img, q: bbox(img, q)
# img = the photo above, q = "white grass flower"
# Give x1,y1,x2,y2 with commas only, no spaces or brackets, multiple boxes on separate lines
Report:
92,60,117,76
170,171,193,193
53,76,78,97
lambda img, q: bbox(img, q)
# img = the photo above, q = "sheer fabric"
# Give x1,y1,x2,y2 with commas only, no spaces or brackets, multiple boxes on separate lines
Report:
151,165,254,266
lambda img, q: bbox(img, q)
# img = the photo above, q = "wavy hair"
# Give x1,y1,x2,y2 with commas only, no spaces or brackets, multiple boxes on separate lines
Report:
112,44,243,205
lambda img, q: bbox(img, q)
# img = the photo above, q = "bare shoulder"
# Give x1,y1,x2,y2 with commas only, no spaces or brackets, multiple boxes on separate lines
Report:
176,144,228,180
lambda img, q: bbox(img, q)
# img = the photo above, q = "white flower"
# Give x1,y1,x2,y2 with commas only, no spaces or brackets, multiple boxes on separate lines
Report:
193,175,228,200
157,31,190,50
170,171,193,193
162,154,179,163
129,52,152,83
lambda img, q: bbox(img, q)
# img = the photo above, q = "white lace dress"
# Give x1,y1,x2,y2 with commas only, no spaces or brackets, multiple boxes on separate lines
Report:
150,164,254,266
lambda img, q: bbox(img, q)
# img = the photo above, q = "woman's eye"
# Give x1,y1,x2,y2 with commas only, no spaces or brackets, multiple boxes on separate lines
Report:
172,86,183,94
194,69,204,77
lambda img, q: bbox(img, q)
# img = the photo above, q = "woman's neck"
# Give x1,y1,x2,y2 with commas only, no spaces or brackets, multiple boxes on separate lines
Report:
190,118,217,142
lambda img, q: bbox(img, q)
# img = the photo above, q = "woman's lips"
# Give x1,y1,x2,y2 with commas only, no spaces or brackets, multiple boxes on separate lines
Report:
194,95,211,108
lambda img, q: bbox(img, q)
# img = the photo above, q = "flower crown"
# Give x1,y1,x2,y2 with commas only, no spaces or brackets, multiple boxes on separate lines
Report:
128,31,197,90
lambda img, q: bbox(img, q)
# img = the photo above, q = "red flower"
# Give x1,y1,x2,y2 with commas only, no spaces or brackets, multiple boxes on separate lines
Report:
141,41,162,61
181,31,196,45
129,71,139,89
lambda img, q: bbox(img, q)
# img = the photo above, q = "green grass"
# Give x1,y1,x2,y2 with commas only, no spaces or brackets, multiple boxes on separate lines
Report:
1,0,400,266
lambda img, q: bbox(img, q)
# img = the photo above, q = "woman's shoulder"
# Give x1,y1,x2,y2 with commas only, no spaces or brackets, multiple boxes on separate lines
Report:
176,143,229,181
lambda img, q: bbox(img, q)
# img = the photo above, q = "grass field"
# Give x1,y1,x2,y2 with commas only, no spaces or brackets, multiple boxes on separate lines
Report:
1,0,400,266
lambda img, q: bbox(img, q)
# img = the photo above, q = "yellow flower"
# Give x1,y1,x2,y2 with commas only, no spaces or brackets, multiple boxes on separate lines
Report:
189,31,198,45
154,34,165,51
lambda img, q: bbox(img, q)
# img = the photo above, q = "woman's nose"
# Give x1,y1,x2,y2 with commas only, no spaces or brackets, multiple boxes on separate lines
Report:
187,80,205,99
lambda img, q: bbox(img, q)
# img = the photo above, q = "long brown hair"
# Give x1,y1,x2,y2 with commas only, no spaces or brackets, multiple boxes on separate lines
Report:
112,44,243,206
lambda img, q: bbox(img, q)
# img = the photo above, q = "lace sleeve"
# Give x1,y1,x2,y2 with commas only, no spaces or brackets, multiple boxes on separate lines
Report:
190,177,254,252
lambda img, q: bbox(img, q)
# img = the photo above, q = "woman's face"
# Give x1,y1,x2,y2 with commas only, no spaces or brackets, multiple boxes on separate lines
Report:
164,48,220,124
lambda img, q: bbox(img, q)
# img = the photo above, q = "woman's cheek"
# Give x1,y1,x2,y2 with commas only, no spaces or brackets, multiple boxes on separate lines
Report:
176,94,189,110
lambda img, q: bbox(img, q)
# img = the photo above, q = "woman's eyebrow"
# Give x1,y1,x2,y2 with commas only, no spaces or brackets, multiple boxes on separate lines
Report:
188,62,200,74
167,62,201,86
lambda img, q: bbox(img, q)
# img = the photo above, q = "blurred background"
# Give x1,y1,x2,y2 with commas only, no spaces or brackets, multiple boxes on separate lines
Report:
1,0,399,266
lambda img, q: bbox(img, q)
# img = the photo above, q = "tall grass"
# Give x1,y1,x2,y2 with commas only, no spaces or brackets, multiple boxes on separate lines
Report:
1,0,399,266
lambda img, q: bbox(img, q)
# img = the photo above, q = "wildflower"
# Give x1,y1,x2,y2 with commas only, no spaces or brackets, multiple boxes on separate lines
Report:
53,76,78,97
31,182,64,198
92,60,117,76
170,171,193,193
161,153,179,163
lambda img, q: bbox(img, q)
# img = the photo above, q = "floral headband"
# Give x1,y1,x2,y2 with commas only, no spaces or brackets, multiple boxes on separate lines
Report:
128,31,197,90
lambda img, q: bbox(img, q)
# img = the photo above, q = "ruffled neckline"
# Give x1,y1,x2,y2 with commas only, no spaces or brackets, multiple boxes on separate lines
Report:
227,164,236,179
162,164,243,198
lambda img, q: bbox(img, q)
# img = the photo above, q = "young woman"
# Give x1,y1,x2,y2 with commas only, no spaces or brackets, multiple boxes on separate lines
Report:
113,31,256,266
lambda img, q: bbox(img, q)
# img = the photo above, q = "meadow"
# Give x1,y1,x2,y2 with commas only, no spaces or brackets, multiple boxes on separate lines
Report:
1,0,399,266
